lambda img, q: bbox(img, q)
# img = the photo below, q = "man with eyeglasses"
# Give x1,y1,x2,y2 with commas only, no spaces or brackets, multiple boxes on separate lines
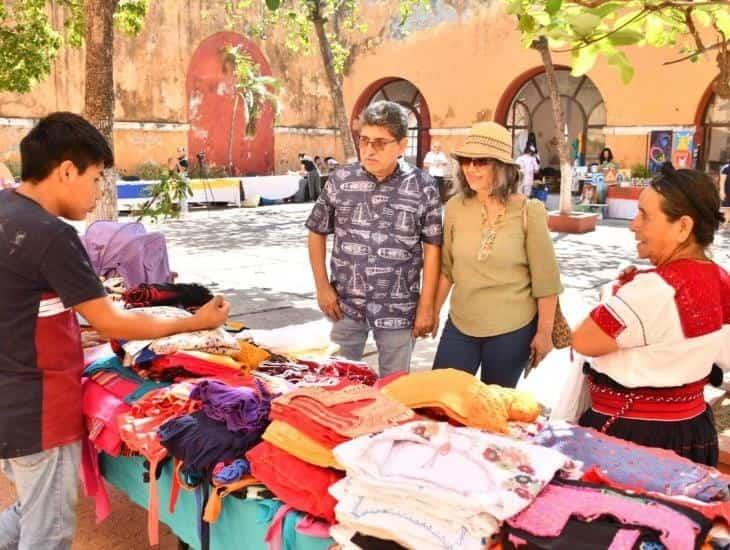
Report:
306,101,443,377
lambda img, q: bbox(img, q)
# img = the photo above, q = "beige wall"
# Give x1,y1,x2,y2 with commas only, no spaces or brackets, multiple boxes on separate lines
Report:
0,1,720,172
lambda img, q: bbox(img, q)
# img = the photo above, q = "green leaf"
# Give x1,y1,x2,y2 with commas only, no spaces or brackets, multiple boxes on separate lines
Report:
607,50,635,84
566,12,601,37
588,1,623,20
715,10,730,37
571,45,598,76
608,29,643,46
645,14,666,47
265,0,281,10
546,0,562,16
518,14,536,34
693,9,711,27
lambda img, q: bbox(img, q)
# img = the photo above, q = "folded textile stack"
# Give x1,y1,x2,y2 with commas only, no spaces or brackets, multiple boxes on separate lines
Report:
504,479,713,549
380,368,541,433
247,381,416,522
329,420,571,550
160,379,272,479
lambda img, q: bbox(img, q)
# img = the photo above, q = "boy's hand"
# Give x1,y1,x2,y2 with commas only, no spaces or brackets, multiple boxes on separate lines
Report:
192,296,230,330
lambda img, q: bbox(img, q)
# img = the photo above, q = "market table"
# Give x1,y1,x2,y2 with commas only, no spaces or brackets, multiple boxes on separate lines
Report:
240,175,300,201
116,178,243,211
100,454,333,550
606,186,643,220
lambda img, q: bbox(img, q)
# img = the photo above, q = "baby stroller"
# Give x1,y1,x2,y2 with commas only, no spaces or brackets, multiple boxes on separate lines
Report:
82,221,174,288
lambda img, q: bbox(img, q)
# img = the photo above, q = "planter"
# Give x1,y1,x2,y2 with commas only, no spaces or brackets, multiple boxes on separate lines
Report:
548,211,598,234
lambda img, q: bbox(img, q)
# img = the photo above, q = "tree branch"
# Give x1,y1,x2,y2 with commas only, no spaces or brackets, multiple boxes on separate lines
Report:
663,39,730,65
684,7,706,54
570,0,730,6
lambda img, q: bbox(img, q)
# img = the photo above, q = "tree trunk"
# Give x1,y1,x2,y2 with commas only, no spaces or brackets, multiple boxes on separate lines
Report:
312,11,356,160
534,37,573,216
84,0,119,223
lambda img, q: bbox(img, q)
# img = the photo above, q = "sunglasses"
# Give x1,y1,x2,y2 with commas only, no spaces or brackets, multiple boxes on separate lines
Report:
458,157,493,168
358,136,398,152
459,157,492,168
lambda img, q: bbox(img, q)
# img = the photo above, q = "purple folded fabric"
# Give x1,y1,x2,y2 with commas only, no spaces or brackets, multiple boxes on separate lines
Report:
191,379,271,433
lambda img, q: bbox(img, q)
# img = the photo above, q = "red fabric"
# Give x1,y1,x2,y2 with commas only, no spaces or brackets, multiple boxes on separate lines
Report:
269,405,347,449
145,353,249,383
590,305,626,340
82,380,130,456
36,292,85,451
589,377,708,421
247,442,342,522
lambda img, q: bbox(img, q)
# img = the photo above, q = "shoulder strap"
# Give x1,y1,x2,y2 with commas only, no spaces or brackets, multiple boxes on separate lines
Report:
522,197,529,233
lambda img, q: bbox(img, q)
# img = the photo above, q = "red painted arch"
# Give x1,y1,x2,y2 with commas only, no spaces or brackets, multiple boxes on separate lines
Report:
494,65,573,125
186,32,274,176
351,77,432,166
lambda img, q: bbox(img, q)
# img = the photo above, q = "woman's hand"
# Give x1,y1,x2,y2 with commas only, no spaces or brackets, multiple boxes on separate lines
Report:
530,329,554,367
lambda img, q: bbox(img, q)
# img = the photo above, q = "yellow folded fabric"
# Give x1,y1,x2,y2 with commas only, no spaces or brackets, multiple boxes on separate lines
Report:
262,420,343,470
381,369,540,434
234,341,271,371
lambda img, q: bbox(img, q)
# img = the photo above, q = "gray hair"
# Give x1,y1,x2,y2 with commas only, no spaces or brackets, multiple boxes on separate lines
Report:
456,158,521,203
359,101,409,141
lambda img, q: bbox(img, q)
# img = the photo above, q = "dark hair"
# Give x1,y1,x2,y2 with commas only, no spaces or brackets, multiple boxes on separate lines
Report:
650,165,723,248
324,156,335,163
20,112,113,183
359,101,408,141
455,158,521,203
314,156,322,162
599,147,614,163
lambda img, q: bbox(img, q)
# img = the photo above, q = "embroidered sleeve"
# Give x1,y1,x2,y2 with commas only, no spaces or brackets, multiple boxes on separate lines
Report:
600,272,677,349
589,305,625,339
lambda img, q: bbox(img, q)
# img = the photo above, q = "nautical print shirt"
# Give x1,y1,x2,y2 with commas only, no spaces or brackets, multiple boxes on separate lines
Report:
306,162,443,330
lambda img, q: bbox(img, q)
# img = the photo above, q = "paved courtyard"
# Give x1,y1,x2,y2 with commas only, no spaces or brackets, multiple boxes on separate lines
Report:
2,202,729,549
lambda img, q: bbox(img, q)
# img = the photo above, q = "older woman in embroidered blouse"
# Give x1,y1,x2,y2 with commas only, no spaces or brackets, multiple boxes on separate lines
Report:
572,166,730,466
432,122,563,388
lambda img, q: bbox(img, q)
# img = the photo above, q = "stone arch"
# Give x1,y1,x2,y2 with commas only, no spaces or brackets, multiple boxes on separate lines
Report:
186,31,274,176
496,67,607,166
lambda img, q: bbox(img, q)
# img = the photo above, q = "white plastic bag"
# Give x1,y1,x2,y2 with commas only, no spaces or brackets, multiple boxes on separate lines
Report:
549,351,592,423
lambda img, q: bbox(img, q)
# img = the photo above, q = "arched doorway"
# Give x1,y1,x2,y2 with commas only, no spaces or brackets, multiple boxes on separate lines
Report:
696,87,730,173
497,68,606,167
351,78,431,167
186,32,274,176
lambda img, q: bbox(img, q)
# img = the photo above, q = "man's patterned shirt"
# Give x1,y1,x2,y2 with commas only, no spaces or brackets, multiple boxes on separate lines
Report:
305,162,443,329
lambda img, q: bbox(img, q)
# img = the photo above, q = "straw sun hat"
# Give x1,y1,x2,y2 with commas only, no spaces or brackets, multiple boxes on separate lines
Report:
452,121,519,166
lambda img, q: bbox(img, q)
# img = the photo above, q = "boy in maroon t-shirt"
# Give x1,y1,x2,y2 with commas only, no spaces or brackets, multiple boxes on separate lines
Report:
0,112,229,549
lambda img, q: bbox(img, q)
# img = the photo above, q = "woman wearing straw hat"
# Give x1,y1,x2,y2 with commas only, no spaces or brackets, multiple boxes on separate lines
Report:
432,121,563,387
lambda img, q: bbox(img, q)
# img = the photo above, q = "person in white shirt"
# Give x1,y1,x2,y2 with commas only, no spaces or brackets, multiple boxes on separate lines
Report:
515,146,540,198
423,142,450,202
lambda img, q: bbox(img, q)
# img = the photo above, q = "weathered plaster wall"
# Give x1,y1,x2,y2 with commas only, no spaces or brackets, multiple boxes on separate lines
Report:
0,0,722,172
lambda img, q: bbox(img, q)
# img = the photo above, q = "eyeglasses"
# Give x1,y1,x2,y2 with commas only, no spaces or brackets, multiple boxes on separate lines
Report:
358,136,398,152
458,157,492,168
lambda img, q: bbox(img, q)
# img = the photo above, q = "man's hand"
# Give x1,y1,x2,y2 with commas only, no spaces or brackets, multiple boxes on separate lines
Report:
317,284,342,321
412,303,435,338
192,296,230,330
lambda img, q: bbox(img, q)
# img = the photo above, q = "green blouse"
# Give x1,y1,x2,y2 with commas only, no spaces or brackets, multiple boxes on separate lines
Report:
442,194,563,337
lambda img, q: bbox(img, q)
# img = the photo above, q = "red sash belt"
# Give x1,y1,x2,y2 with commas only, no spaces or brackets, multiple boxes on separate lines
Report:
589,377,707,430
